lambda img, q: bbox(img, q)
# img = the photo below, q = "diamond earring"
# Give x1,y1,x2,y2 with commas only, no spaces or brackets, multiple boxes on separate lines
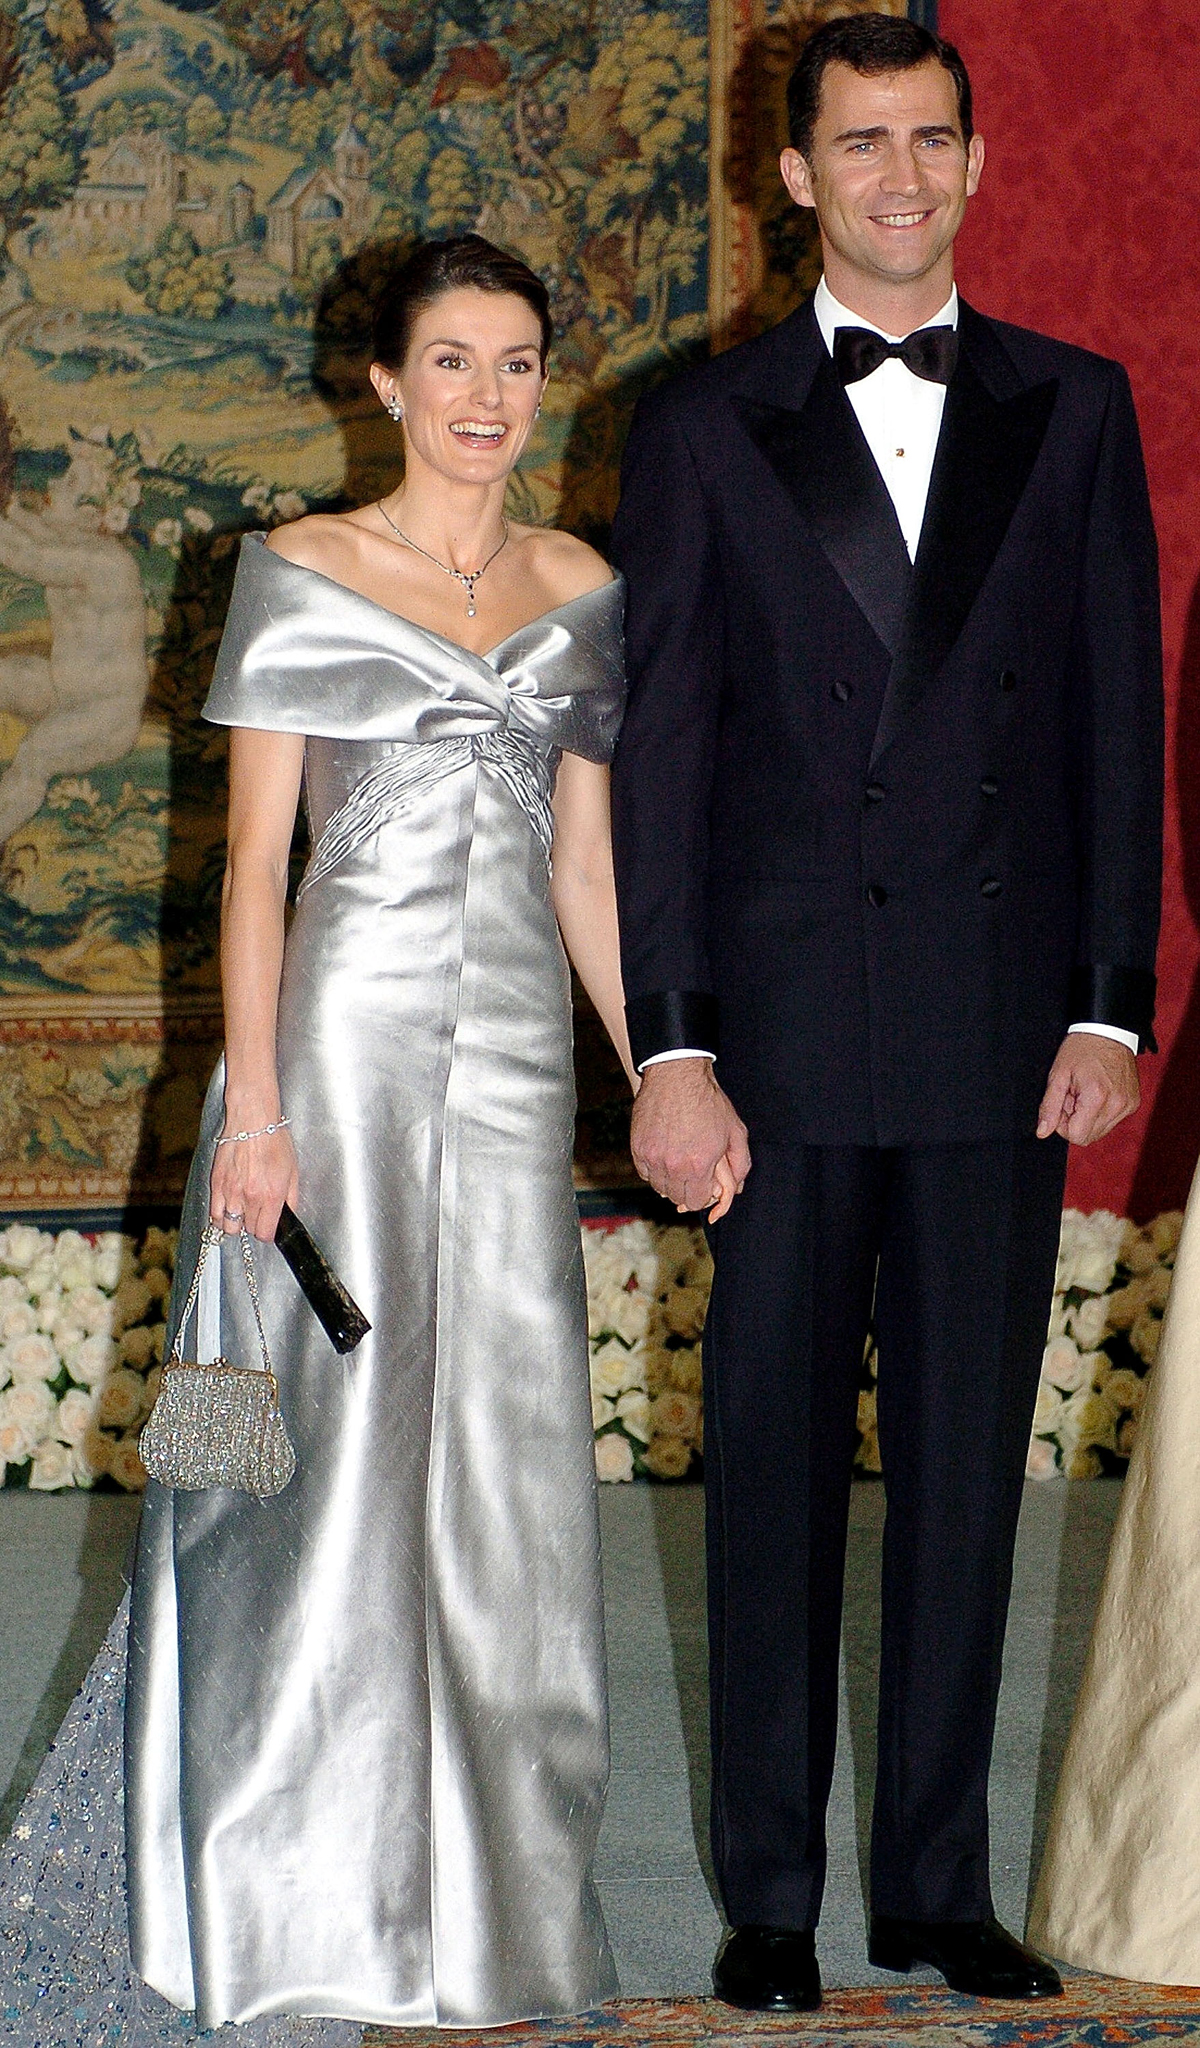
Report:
386,396,403,422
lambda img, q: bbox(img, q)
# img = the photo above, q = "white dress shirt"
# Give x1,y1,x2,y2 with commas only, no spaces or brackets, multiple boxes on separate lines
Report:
641,280,1138,1065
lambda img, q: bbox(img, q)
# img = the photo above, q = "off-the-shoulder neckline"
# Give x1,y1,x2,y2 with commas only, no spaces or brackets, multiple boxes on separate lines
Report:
246,531,622,664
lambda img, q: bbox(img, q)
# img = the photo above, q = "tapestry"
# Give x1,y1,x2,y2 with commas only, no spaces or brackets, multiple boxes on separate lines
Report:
0,0,932,1211
0,0,715,1206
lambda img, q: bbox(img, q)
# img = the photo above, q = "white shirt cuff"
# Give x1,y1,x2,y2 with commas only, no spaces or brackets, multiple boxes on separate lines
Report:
638,1048,715,1071
1068,1021,1141,1055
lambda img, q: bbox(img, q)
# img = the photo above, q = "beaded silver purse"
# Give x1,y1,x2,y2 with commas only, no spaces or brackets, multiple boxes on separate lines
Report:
140,1222,297,1497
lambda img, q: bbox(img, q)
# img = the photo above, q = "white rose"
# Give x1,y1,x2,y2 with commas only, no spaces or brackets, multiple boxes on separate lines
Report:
54,1231,98,1288
34,1286,64,1333
615,1390,651,1443
63,1285,114,1335
24,1253,58,1297
1065,1210,1126,1295
271,489,306,521
1025,1436,1060,1480
1,1420,30,1465
108,1433,148,1492
0,1224,51,1271
70,1443,99,1488
152,517,183,550
594,1431,634,1482
594,1287,651,1347
1032,1380,1064,1432
3,1331,61,1383
0,1380,57,1453
96,1368,147,1430
1067,1293,1109,1350
592,1393,616,1430
0,1303,38,1342
1041,1338,1087,1393
0,1275,27,1308
65,1333,117,1387
93,1233,127,1290
241,482,273,511
591,1338,642,1398
55,1387,97,1445
29,1439,74,1490
183,504,214,531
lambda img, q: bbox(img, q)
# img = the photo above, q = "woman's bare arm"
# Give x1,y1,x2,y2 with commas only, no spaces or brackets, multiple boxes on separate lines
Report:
550,753,635,1091
208,726,306,1239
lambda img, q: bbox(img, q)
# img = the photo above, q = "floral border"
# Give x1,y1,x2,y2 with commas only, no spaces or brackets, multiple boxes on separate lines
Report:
0,1208,1179,1490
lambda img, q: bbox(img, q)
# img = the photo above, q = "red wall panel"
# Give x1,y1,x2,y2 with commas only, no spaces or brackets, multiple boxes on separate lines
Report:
940,1,1200,1215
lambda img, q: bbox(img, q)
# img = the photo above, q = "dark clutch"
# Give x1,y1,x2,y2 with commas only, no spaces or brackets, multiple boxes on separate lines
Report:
273,1203,371,1354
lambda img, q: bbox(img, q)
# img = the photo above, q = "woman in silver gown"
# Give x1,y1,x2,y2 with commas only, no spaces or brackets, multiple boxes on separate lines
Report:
1,236,646,2040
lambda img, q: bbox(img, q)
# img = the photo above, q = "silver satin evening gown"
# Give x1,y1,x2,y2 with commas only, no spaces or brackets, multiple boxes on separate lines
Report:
1,536,625,2040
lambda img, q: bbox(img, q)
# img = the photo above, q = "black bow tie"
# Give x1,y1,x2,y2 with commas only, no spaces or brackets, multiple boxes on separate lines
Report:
833,324,959,387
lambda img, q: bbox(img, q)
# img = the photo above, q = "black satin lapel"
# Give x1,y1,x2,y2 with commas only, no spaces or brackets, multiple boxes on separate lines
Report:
734,353,912,659
870,354,1059,766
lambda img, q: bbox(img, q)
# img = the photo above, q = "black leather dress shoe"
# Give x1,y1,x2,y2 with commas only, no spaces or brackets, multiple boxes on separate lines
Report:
713,1924,821,2010
868,1914,1063,1998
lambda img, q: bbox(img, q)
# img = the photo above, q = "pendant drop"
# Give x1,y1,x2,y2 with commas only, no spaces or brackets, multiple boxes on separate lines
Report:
467,603,476,617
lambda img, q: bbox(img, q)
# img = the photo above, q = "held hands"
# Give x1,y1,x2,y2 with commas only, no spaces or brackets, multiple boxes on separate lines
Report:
1036,1034,1140,1146
630,1058,750,1222
209,1118,300,1241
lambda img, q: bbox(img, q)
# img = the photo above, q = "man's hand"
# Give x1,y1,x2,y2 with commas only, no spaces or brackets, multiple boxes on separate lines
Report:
1036,1034,1140,1145
631,1058,750,1220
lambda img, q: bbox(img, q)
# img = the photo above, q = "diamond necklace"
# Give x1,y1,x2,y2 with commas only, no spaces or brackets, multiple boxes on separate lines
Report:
376,500,509,618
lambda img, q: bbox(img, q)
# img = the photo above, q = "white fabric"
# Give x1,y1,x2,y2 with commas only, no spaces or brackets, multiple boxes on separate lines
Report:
813,277,956,565
1067,1021,1140,1055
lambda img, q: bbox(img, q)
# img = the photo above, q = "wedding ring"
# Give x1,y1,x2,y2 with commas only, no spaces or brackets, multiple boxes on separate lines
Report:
224,1210,244,1223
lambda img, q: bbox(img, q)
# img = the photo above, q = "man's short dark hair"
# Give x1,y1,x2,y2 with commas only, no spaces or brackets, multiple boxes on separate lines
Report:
786,13,973,162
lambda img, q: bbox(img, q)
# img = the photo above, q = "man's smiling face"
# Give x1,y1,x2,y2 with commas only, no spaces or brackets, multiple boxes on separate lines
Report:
780,58,984,315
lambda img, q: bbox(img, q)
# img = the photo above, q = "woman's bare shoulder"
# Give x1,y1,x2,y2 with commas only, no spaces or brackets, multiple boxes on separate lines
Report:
264,510,371,574
514,524,616,607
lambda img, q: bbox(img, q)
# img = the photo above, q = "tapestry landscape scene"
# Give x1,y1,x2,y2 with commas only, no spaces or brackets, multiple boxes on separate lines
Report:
0,0,717,1205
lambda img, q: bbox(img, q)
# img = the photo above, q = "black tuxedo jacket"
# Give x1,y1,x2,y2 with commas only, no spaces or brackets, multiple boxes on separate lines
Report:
609,298,1163,1146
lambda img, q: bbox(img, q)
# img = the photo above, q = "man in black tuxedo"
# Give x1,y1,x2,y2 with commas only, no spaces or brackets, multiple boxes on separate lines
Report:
609,13,1162,2013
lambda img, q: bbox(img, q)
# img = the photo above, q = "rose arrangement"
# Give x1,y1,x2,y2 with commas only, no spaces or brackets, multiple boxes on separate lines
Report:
0,1223,175,1491
584,1220,708,1482
2,1211,1181,1490
1026,1207,1180,1478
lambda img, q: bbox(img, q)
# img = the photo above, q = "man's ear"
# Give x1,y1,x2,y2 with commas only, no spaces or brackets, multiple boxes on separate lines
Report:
779,147,817,211
965,131,985,199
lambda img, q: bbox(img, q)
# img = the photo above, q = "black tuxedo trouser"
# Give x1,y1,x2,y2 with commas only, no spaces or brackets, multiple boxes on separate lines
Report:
703,1132,1068,1930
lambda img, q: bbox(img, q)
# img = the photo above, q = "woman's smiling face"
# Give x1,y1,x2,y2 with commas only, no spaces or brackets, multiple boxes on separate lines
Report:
370,287,547,485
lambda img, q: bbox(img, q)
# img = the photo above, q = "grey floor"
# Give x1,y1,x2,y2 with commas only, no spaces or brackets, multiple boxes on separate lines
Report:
0,1478,1121,1998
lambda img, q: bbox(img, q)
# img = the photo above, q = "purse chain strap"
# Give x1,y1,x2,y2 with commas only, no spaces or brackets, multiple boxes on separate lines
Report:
170,1221,274,1378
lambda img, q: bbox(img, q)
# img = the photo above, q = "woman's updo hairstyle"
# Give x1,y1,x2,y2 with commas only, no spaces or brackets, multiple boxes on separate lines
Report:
372,235,553,373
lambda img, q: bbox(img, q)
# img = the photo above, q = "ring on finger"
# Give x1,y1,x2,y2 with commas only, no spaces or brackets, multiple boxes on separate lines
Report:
224,1210,244,1223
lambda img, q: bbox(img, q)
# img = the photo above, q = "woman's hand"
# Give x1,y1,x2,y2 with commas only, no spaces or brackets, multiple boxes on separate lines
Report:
209,1126,300,1241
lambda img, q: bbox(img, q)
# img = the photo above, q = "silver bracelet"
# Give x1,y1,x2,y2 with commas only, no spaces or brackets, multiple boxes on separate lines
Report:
214,1115,292,1146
